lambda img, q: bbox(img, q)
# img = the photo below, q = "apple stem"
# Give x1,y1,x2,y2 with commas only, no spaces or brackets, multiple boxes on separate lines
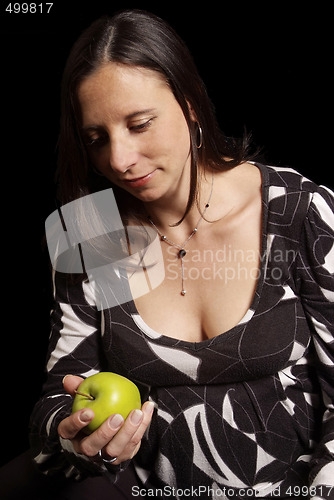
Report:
74,390,95,400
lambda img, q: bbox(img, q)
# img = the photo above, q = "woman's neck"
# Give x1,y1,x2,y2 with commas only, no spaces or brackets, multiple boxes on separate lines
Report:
144,169,214,237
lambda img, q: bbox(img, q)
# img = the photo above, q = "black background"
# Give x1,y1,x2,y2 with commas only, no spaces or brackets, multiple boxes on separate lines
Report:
0,1,332,467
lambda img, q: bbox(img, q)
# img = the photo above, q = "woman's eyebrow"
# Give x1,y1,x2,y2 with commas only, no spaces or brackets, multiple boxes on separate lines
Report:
81,124,101,132
125,108,157,119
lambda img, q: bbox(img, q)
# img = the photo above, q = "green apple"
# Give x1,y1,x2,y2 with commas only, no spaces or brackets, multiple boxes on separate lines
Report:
72,372,141,434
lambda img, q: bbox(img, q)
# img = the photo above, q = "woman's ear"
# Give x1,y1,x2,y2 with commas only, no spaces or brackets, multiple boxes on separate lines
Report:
186,99,198,123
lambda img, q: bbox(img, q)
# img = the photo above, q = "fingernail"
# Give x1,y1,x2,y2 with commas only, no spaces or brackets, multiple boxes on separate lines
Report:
130,409,143,425
143,401,155,415
108,414,124,430
62,374,72,384
80,409,94,422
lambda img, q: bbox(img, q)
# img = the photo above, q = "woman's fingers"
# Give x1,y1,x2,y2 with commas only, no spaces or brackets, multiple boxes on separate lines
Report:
57,388,155,464
57,375,90,441
62,374,84,396
73,400,155,462
58,408,95,440
77,413,125,457
103,400,155,463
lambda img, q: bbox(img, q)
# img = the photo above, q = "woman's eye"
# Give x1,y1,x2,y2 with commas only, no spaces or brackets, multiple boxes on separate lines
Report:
130,118,153,132
85,135,108,148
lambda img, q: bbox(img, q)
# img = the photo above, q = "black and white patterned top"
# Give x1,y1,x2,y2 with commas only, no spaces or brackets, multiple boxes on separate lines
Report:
30,164,334,499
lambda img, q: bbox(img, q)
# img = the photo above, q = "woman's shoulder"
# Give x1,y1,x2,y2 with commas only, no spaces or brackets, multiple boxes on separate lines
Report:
218,161,321,201
252,162,333,239
253,161,326,195
256,161,333,212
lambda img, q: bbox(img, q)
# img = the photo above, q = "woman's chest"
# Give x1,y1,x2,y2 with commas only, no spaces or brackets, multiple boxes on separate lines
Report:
133,208,262,342
102,284,311,387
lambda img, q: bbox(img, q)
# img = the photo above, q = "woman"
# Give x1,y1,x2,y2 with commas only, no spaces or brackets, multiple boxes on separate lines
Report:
30,9,334,499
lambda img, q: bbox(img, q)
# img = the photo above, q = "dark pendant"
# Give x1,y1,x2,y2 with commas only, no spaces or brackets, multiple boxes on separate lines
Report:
178,249,187,258
181,290,186,296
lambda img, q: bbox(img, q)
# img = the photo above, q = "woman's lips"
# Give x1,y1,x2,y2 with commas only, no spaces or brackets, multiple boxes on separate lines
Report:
123,170,156,188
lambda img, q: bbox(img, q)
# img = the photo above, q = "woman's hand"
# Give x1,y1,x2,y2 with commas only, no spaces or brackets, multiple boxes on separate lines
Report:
57,374,154,465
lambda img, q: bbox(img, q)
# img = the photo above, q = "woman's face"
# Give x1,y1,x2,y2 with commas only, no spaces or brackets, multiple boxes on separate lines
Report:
78,62,194,204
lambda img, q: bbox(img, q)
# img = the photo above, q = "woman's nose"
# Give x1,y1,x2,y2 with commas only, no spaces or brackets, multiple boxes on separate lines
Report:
109,137,138,174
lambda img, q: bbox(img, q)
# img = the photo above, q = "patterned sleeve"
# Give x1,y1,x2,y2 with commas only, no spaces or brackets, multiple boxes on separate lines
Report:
29,270,120,481
296,185,334,499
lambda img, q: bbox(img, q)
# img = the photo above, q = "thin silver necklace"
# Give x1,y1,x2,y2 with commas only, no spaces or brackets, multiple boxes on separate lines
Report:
147,175,214,296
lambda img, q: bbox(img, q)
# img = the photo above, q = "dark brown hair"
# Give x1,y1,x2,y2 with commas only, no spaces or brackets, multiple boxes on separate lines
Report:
56,9,257,223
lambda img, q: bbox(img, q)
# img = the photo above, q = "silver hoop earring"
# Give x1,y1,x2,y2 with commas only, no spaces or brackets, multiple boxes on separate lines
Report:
196,123,203,149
